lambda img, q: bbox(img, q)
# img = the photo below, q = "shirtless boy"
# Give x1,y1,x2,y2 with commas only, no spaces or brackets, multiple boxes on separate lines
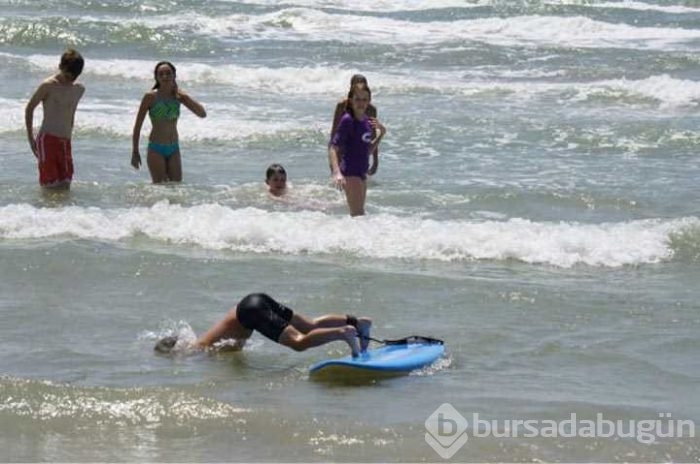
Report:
25,49,85,190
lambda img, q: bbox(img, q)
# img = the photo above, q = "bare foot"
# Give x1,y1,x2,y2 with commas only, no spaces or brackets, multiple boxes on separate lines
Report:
341,325,361,357
357,317,372,352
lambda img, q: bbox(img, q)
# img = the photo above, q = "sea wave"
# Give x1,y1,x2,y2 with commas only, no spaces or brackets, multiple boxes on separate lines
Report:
108,10,700,50
0,16,202,52
1,202,697,268
3,9,700,50
12,52,700,103
5,0,700,16
585,1,700,15
4,71,700,142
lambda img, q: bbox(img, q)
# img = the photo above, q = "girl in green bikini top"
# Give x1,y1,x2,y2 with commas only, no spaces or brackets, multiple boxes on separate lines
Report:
149,97,180,121
131,61,207,183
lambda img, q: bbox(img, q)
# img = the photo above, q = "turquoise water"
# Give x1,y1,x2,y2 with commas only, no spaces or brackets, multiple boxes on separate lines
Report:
1,0,699,461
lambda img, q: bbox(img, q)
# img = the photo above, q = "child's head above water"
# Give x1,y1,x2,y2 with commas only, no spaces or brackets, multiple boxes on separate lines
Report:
265,164,287,197
59,49,84,82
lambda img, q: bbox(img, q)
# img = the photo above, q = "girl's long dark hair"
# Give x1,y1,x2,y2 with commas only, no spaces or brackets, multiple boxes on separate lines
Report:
152,61,176,89
343,74,370,111
350,74,367,87
345,83,372,117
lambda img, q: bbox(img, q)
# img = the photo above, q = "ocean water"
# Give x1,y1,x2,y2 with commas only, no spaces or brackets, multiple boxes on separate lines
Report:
1,0,700,461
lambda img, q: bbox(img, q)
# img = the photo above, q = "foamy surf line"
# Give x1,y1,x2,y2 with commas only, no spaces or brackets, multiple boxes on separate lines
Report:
2,202,698,267
5,10,700,50
4,71,700,139
12,51,700,100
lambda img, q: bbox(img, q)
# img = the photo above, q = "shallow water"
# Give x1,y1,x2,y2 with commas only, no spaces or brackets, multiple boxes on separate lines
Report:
1,0,699,461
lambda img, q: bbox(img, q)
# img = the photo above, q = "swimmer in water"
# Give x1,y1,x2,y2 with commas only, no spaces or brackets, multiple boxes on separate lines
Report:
154,293,372,357
265,163,288,197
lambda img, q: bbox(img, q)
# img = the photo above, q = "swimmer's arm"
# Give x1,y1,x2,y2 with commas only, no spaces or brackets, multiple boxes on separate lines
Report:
369,119,386,149
71,84,85,130
213,338,247,352
25,83,50,156
328,102,346,171
132,93,153,150
368,151,379,176
177,89,207,118
368,106,379,175
194,306,250,350
329,140,342,174
329,144,345,188
131,93,153,168
370,118,385,142
330,116,352,187
330,101,345,140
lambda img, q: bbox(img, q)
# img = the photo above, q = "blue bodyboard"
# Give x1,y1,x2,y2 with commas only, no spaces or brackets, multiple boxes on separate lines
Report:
309,342,445,375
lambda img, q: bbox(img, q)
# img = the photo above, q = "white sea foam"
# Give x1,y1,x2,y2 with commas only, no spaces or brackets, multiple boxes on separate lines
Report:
19,54,369,95
578,74,700,108
10,7,697,50
584,1,700,14
129,9,700,50
1,202,697,268
17,52,700,104
272,0,700,15
73,100,310,142
219,0,484,12
172,8,700,49
5,70,700,139
4,95,312,141
0,98,26,135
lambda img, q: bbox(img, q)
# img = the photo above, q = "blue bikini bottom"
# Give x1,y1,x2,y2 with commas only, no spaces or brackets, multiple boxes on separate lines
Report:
148,141,179,159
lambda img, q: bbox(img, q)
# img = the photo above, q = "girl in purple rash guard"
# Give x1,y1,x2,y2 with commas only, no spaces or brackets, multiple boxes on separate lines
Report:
329,84,386,216
328,74,379,175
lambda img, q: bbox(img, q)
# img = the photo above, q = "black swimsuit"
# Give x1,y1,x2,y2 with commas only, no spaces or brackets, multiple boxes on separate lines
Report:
236,293,294,342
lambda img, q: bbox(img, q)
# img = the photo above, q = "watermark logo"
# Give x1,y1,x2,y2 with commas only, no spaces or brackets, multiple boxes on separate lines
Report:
425,404,696,460
424,403,469,459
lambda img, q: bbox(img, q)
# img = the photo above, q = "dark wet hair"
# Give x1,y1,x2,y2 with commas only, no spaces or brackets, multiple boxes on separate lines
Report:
266,163,287,181
347,74,369,100
154,335,178,354
344,83,372,119
341,72,372,119
348,82,371,101
350,74,368,86
152,61,177,89
59,49,84,81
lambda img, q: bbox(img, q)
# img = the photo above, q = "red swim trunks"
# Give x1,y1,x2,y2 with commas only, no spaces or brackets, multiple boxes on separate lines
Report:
36,132,73,187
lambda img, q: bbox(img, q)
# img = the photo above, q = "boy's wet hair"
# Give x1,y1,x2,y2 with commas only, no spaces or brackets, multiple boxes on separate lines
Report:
59,49,84,81
154,335,178,354
152,61,177,89
266,163,287,181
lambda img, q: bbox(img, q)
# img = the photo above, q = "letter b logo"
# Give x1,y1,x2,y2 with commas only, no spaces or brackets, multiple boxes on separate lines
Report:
425,403,468,459
438,413,458,436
